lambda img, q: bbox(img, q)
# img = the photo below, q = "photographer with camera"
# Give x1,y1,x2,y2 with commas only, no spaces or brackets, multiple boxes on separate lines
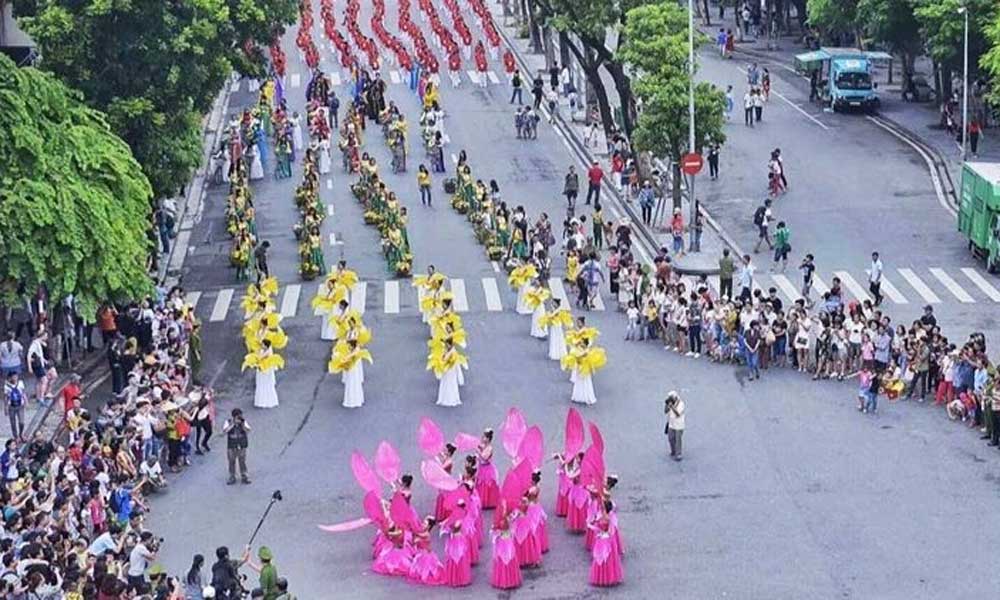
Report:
211,545,251,600
224,409,252,485
664,391,686,461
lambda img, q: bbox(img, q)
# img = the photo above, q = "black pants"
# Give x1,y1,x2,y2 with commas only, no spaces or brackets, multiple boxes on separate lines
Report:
510,87,522,104
585,183,600,205
719,277,733,299
991,410,1000,445
745,107,753,126
688,325,702,354
565,190,577,207
909,370,928,399
971,131,979,154
708,158,719,178
167,438,182,467
641,204,652,224
195,419,212,451
869,281,882,305
532,92,542,109
755,106,763,122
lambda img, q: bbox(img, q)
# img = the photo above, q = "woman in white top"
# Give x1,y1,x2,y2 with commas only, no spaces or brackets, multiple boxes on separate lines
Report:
248,145,264,180
253,341,279,409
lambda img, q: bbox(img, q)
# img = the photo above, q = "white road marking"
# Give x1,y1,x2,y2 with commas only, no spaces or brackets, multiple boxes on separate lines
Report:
736,66,828,130
548,277,568,303
384,281,400,314
450,278,469,312
330,72,341,86
327,204,335,216
929,268,975,303
866,116,955,218
313,283,324,315
450,153,458,164
482,277,503,311
487,71,500,84
491,261,501,273
280,284,301,317
291,73,301,88
351,282,368,314
811,274,830,296
961,268,1000,302
184,291,202,311
878,276,909,304
898,268,941,304
326,179,333,190
834,271,869,301
329,233,343,246
390,70,401,84
591,290,606,311
770,273,800,302
466,70,478,83
209,289,233,322
229,79,241,93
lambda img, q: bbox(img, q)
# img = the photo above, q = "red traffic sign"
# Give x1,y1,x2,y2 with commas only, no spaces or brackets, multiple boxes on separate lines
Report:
681,152,703,175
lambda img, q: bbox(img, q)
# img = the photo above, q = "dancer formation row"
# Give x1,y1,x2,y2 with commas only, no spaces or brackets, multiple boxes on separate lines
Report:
320,408,624,589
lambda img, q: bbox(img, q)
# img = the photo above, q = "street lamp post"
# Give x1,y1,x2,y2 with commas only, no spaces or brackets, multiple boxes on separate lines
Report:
960,5,969,161
687,0,697,252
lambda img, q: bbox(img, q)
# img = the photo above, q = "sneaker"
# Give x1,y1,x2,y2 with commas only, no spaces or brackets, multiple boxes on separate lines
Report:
226,477,237,485
693,352,700,358
241,477,252,485
685,351,695,357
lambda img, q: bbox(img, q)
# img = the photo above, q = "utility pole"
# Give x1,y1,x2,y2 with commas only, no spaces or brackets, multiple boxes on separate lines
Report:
687,0,698,252
960,4,969,162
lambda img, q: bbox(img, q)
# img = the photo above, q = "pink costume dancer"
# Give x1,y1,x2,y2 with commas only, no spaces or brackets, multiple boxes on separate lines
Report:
565,455,588,533
371,523,391,560
476,429,501,509
461,477,485,552
589,502,624,587
584,487,601,550
490,513,522,590
557,409,586,519
372,526,414,577
407,517,445,585
513,500,542,567
525,473,549,553
443,520,473,587
554,454,570,518
434,444,457,521
454,498,480,566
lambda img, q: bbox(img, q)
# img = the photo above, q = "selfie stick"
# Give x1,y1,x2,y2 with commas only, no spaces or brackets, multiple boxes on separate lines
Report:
247,490,283,548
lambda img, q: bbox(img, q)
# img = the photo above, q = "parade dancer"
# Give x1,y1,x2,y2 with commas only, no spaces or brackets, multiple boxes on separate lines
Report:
525,282,551,339
245,339,282,409
508,262,538,315
408,517,445,585
443,520,472,586
589,500,624,587
329,339,373,408
541,298,571,360
490,512,521,590
430,339,468,407
475,429,500,509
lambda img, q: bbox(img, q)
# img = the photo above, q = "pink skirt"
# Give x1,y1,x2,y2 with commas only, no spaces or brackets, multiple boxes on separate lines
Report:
555,472,570,517
372,531,390,560
476,462,500,509
566,499,587,533
444,537,472,587
407,549,445,585
373,547,413,577
490,537,522,589
515,529,542,567
434,491,449,521
589,537,624,587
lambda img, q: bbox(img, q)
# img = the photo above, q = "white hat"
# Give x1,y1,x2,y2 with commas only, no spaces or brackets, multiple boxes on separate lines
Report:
202,586,216,598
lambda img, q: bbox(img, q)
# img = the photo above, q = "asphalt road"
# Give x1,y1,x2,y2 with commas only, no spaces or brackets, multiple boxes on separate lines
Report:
147,4,1000,599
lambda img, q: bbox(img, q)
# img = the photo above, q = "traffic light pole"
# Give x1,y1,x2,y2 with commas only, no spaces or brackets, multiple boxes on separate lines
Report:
687,0,698,252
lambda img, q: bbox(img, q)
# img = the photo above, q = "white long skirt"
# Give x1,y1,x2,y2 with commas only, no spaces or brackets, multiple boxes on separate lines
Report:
292,123,304,153
222,155,232,182
548,324,567,360
436,366,462,407
254,368,279,408
343,362,365,408
516,285,531,314
320,310,336,341
250,152,265,180
319,144,331,174
570,372,596,405
530,305,547,338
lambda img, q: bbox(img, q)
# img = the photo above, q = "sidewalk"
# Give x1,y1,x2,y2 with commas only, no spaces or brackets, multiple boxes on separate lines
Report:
702,11,1000,187
488,7,729,273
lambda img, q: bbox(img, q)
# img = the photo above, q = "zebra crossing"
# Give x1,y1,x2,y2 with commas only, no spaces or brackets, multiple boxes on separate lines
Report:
186,267,1000,324
284,69,504,90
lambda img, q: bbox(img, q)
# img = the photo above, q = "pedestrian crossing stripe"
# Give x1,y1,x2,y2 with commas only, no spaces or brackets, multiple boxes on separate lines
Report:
487,71,500,84
186,268,1000,323
291,73,301,88
390,70,401,84
929,268,974,303
330,73,342,86
961,268,1000,302
898,268,941,304
465,70,478,84
811,274,830,296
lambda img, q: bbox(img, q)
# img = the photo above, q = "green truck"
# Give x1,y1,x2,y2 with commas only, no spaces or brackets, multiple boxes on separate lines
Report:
958,162,1000,272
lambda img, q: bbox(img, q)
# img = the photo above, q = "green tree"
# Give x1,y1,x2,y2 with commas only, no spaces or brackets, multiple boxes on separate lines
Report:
913,0,996,102
857,0,921,86
619,1,725,208
14,0,297,199
806,0,862,44
983,12,1000,107
0,54,153,317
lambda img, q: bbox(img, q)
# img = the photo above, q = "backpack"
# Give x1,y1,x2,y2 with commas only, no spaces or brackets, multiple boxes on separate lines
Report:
752,206,766,226
7,386,23,409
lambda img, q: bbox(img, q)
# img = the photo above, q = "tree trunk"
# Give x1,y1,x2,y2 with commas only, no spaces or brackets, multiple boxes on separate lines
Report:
526,0,543,53
702,0,711,26
542,26,555,67
564,37,613,137
671,161,683,210
558,31,571,69
941,65,953,104
604,61,636,137
932,60,942,108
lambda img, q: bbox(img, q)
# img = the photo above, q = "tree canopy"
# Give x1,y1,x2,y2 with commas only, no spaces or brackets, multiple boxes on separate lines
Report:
14,0,298,199
0,54,153,317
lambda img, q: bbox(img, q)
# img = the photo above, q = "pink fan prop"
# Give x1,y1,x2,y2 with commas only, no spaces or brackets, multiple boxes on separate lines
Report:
453,432,479,452
374,441,402,483
390,493,417,532
417,417,445,457
501,408,527,458
318,517,372,533
421,459,459,491
362,491,387,528
500,457,533,509
564,408,585,457
580,444,606,489
517,425,544,470
588,422,605,456
350,451,381,493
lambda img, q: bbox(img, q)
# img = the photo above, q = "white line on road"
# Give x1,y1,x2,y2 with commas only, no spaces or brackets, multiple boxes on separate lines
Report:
229,79,241,93
450,153,458,164
351,282,368,314
834,271,869,301
330,73,341,86
866,116,955,218
451,278,469,312
961,268,1000,302
482,278,503,311
313,283,324,315
326,179,333,190
280,284,301,317
209,289,233,322
384,281,400,314
327,204,335,217
466,70,478,84
291,73,301,88
390,70,401,84
770,273,800,302
878,276,909,304
329,233,342,246
487,71,500,84
812,274,830,296
491,261,501,273
736,66,828,130
184,291,202,311
898,268,941,304
929,268,975,303
548,277,568,303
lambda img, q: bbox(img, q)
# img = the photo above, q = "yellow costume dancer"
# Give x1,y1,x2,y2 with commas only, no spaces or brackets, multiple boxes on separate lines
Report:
312,266,358,340
241,278,279,319
328,340,373,408
414,271,448,324
242,339,284,409
428,341,468,407
525,285,551,339
560,340,606,406
540,301,572,360
508,263,538,315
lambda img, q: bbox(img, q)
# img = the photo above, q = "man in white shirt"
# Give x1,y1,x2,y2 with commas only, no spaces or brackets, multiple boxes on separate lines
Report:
0,333,23,377
127,531,157,592
868,251,884,306
738,254,755,303
133,402,156,459
665,391,686,461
